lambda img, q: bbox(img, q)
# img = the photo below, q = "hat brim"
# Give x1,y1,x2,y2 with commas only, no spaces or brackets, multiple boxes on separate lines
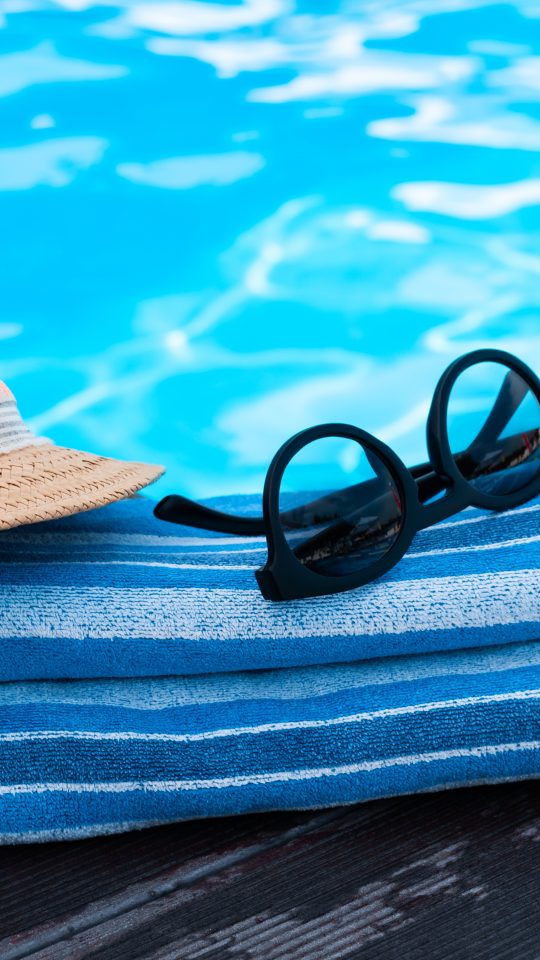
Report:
0,443,164,530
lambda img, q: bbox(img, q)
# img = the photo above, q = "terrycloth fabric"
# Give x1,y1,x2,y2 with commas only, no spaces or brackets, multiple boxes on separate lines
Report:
0,496,538,681
2,639,540,843
0,495,539,842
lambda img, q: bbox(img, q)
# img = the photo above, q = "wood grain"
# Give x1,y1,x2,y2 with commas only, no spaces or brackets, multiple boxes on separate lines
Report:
1,783,539,960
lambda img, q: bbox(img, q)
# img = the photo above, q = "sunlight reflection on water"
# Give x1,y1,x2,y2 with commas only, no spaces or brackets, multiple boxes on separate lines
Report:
1,0,539,497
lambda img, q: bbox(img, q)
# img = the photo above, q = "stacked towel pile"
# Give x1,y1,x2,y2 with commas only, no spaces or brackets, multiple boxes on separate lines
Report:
0,495,539,842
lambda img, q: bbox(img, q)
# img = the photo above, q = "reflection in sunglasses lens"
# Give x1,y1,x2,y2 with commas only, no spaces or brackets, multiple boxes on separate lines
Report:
278,436,403,578
447,362,540,497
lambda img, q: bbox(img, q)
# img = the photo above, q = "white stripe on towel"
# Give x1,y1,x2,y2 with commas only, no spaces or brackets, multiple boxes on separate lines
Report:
2,740,539,795
10,560,255,571
2,531,269,548
424,503,540,531
0,569,537,640
11,532,537,567
3,503,538,548
3,688,540,744
406,534,540,559
3,641,540,710
0,818,175,844
3,774,540,843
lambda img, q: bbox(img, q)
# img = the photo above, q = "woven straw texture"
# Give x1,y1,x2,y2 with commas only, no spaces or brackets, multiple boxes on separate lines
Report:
0,444,163,529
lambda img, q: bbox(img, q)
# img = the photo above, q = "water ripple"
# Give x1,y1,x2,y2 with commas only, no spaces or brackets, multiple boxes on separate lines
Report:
0,0,538,496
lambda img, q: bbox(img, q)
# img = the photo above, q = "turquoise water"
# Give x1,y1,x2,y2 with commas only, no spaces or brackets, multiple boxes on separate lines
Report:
1,0,539,499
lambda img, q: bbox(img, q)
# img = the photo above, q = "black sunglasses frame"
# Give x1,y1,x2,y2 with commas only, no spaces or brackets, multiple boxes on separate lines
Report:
155,349,540,601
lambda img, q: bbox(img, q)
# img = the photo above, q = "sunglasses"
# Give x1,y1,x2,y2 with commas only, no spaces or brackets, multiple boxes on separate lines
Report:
155,349,540,601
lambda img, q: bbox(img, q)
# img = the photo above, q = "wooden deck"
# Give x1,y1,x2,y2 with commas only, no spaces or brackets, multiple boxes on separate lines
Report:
1,782,540,960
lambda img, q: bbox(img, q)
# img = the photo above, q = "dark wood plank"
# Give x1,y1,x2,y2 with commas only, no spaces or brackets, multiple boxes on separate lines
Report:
0,809,325,947
1,783,540,960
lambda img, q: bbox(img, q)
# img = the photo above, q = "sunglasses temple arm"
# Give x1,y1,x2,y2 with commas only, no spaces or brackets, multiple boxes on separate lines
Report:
411,425,535,505
153,371,531,535
154,421,531,537
368,373,530,502
411,371,529,500
153,495,266,535
153,428,523,538
471,369,529,448
408,460,449,503
155,475,388,538
155,468,440,538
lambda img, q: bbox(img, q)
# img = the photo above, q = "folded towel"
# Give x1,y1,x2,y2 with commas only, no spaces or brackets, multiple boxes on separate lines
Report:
2,496,539,842
2,639,540,842
0,496,538,681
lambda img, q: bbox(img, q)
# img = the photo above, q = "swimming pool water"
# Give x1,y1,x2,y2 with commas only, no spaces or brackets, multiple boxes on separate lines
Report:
1,0,539,499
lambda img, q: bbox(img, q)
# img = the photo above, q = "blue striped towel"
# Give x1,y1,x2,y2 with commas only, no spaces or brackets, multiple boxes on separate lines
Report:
1,640,540,842
0,495,538,842
0,496,538,681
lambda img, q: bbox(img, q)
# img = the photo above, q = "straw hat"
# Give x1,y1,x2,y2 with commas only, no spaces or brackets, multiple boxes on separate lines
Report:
0,381,164,530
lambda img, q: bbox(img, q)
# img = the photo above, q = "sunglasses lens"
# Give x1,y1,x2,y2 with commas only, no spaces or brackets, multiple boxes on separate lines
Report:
447,361,540,497
278,436,403,578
